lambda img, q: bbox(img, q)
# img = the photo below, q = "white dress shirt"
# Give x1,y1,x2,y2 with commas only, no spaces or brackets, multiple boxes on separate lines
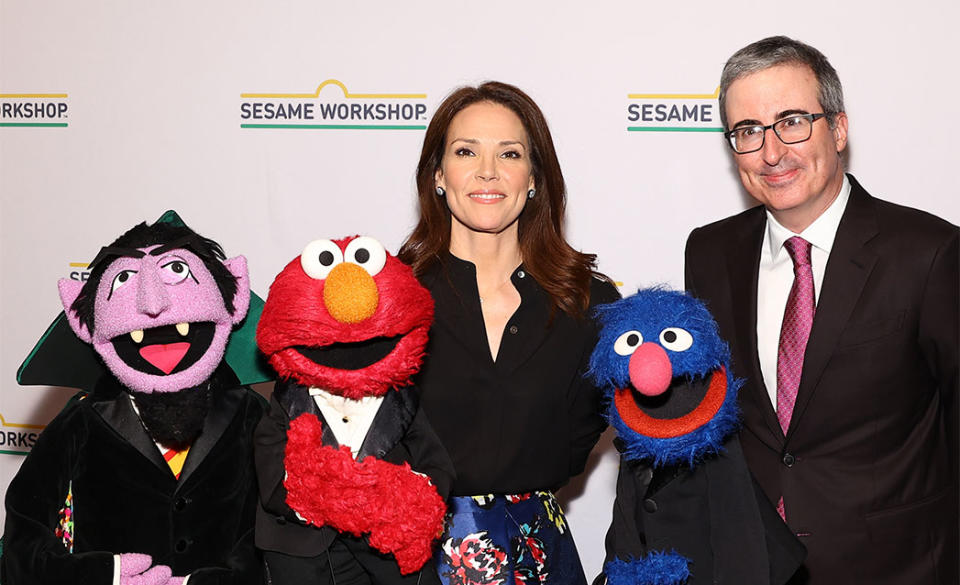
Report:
309,387,384,458
757,175,851,407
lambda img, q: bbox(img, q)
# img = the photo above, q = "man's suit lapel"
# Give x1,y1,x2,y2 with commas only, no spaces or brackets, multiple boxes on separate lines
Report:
787,176,879,440
727,209,786,449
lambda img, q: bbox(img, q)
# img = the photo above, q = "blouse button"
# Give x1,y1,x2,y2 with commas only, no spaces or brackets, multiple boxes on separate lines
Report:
517,270,526,278
509,325,519,335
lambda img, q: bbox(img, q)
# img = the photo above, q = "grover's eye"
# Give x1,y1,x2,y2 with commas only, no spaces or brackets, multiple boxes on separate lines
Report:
110,270,137,295
344,236,387,276
160,260,192,284
659,327,693,352
613,330,643,356
300,239,344,280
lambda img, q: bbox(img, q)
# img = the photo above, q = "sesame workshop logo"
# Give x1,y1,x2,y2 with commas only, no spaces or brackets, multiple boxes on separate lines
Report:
0,413,43,456
240,79,428,130
0,93,69,127
626,86,723,133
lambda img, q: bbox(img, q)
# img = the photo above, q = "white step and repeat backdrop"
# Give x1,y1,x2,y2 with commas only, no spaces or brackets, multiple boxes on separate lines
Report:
2,0,958,577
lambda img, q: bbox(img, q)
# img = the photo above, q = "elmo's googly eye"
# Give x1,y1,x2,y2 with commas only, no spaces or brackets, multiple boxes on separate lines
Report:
300,239,344,280
344,236,387,276
660,327,693,352
614,330,643,356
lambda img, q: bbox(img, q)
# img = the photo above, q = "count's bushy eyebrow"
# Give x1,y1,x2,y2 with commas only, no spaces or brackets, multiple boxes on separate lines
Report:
150,235,214,259
87,247,146,271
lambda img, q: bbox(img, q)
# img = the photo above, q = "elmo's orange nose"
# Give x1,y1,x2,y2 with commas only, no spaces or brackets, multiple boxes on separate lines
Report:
323,263,379,323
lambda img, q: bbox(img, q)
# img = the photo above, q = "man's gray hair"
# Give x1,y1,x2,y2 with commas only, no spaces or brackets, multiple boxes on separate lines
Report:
719,36,844,130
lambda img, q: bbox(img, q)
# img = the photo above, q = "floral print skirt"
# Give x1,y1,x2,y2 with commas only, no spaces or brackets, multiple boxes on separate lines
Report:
435,491,587,585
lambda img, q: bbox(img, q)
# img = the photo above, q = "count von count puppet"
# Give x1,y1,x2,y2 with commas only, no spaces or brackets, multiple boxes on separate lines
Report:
254,235,453,585
4,212,268,585
589,288,805,585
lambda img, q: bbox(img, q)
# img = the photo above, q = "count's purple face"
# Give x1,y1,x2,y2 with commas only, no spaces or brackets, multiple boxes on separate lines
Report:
59,245,249,393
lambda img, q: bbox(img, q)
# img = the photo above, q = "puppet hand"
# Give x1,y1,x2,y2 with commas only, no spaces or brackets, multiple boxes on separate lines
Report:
284,413,370,534
166,577,186,585
604,552,690,585
363,459,446,574
119,553,173,585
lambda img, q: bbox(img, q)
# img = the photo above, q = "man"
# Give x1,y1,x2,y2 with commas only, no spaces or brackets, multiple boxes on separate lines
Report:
685,36,958,584
4,214,265,584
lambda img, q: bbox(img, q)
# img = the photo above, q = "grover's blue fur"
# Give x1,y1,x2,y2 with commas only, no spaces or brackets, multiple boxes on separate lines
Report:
605,551,691,585
588,287,742,467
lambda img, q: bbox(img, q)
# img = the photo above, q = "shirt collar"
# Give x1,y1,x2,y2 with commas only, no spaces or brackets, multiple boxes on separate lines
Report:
765,174,851,260
440,251,531,294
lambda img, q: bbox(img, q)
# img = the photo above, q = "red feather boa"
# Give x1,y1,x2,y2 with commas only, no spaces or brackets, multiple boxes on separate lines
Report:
283,414,446,574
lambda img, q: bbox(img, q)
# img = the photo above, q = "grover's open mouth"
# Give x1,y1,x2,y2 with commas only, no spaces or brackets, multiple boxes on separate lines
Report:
632,374,712,420
295,335,403,371
112,322,215,376
614,367,728,439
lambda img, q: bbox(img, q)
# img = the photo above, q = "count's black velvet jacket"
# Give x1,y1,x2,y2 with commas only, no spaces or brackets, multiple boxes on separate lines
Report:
1,371,266,584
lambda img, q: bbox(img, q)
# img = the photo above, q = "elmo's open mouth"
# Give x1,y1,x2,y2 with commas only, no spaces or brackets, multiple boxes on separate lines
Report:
294,334,403,371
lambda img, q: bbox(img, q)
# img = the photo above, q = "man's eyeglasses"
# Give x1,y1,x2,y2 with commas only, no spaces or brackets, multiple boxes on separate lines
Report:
724,113,828,154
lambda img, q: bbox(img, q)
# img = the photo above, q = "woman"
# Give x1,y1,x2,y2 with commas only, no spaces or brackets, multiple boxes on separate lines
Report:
399,81,619,585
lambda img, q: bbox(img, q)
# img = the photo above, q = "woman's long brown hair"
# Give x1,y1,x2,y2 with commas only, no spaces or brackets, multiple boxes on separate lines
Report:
398,81,607,318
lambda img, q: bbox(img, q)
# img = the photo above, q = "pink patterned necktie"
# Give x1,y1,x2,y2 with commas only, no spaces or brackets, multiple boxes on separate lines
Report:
777,236,815,435
776,237,814,522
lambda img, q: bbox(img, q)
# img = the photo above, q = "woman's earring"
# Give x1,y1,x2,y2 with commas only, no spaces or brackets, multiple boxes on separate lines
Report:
436,186,446,197
527,188,536,199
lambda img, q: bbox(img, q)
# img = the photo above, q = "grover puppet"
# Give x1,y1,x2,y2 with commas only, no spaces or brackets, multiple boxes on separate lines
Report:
254,235,453,584
589,288,804,585
3,212,267,584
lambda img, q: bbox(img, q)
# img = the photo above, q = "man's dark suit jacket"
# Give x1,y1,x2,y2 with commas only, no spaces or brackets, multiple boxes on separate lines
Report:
684,175,958,584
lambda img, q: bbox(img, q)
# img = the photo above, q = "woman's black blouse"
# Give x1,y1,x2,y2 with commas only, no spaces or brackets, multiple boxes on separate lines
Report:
415,253,620,496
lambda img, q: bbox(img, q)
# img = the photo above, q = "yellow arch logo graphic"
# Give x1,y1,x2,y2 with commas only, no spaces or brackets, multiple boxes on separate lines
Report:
241,79,425,100
240,79,428,130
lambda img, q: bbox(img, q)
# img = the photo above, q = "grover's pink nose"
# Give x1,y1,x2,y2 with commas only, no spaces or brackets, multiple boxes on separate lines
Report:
628,342,673,396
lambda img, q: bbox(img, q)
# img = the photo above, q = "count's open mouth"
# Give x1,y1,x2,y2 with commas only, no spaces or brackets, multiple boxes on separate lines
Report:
294,335,403,371
111,322,215,376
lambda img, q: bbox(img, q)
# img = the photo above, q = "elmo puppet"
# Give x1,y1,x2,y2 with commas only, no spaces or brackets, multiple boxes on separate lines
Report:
589,288,804,585
254,235,453,585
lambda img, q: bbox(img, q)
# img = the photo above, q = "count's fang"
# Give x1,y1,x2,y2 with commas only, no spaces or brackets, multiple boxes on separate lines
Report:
130,330,144,344
175,322,190,336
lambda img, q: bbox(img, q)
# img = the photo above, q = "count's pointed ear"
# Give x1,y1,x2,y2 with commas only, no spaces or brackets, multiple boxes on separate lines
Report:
224,256,250,324
58,278,92,343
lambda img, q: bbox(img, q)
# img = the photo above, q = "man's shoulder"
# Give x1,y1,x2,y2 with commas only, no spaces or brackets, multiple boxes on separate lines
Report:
865,192,957,241
687,205,766,248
